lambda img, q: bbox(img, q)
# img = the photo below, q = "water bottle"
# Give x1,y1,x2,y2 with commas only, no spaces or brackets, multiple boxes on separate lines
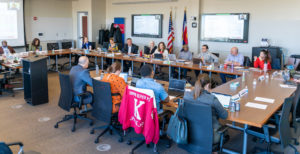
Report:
253,79,257,85
264,62,268,72
199,62,202,68
235,102,240,111
242,71,246,82
211,63,215,70
52,49,55,54
229,98,236,112
96,65,99,75
128,67,132,77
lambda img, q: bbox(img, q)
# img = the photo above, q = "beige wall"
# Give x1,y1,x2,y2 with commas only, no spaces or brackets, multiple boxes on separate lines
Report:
24,0,73,47
200,0,300,62
92,0,106,46
106,0,201,54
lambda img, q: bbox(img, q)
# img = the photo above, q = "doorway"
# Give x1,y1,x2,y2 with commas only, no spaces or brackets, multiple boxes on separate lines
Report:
77,12,88,49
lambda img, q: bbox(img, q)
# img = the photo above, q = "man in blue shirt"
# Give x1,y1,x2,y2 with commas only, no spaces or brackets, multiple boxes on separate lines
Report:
136,64,169,111
220,47,244,83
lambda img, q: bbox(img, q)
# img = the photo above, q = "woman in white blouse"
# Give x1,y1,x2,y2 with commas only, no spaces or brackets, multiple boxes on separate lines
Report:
154,42,169,58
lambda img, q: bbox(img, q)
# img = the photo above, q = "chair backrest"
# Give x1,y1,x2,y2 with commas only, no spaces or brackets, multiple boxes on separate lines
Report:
92,79,113,123
47,43,59,50
58,73,74,112
212,52,220,58
61,42,73,49
272,58,281,70
178,99,213,153
103,42,109,49
292,84,300,129
279,96,293,148
90,42,96,50
244,56,252,67
144,46,150,54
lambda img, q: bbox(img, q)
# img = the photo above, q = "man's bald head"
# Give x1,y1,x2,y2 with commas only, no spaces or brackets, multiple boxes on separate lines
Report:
231,47,239,56
78,56,89,69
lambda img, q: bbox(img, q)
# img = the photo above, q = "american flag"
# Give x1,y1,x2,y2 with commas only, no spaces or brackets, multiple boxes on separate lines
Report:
182,8,188,45
167,10,175,53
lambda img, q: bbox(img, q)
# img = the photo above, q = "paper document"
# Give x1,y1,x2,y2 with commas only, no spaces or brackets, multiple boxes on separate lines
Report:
169,96,176,100
280,84,296,89
254,97,275,104
245,102,267,110
93,77,101,80
212,93,231,108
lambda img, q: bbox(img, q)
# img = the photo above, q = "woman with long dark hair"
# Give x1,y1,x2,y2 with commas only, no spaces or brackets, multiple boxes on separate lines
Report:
29,38,42,51
253,49,272,70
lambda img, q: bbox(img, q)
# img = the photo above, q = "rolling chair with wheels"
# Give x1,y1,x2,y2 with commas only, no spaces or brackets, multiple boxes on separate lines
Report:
54,73,93,132
247,97,299,154
0,71,15,97
90,79,123,143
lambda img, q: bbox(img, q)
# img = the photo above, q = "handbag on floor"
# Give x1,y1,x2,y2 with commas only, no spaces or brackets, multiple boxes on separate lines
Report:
166,100,188,144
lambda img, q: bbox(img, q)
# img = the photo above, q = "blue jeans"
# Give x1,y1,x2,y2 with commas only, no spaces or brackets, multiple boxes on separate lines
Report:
220,74,237,83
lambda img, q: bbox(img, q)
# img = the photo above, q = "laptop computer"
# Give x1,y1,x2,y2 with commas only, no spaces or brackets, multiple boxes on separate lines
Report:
168,54,176,61
168,79,186,97
192,58,205,65
131,75,141,87
154,54,163,60
212,93,231,108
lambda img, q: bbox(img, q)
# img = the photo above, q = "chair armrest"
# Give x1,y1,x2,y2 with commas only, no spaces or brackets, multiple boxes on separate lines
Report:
217,126,228,134
77,92,92,98
6,142,23,147
265,124,276,129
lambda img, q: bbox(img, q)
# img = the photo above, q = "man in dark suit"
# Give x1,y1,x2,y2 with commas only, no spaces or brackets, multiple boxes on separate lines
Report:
122,38,139,72
69,56,93,104
0,41,15,55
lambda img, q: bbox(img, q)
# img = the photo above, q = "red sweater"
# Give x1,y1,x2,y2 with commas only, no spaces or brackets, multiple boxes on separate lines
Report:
254,58,271,70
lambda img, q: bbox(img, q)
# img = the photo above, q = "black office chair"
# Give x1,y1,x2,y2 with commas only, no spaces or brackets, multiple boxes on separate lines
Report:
272,58,281,70
90,79,123,143
0,142,23,154
291,84,300,141
90,42,96,50
244,56,252,67
247,97,299,154
0,71,15,97
47,42,63,71
54,73,93,132
178,99,228,153
212,52,220,58
102,42,109,49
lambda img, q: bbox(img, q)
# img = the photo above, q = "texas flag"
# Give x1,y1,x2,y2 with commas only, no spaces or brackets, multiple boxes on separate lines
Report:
182,8,188,45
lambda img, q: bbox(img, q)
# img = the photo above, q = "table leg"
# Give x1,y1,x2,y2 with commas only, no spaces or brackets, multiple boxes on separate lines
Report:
153,64,156,73
132,61,134,74
69,54,72,68
112,58,114,63
55,55,58,72
209,71,212,79
95,56,98,70
169,66,171,80
242,124,248,154
101,57,104,70
178,67,181,79
200,70,203,74
121,60,124,72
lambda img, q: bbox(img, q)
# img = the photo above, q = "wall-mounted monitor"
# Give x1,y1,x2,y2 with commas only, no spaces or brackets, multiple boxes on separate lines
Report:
201,13,250,43
132,14,163,38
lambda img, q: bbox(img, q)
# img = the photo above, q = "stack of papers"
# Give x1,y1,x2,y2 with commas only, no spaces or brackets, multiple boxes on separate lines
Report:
212,93,231,108
254,97,274,104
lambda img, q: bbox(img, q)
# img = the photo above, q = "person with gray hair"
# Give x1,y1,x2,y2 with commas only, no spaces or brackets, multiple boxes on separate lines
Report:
69,56,93,104
0,40,15,55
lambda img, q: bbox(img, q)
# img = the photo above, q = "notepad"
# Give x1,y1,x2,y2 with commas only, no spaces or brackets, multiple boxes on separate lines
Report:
169,96,177,100
279,84,297,89
245,102,267,110
212,93,231,108
255,97,274,104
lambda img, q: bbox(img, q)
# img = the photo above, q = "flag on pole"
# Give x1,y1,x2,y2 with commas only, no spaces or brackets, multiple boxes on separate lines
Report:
182,8,188,45
167,10,175,54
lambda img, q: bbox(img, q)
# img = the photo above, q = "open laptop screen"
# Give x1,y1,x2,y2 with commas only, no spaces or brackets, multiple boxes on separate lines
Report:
168,79,186,91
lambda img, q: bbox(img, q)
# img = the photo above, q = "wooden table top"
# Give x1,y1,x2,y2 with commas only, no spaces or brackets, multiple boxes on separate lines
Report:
212,70,297,127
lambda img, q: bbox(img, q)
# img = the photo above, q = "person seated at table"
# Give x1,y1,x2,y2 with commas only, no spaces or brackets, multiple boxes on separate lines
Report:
29,38,42,52
144,41,157,55
0,40,15,55
122,38,138,55
173,45,193,78
122,38,139,72
108,37,119,52
69,56,93,105
82,36,92,50
183,74,228,144
254,49,271,70
153,42,169,58
102,62,127,113
136,64,169,111
220,47,244,83
194,45,219,78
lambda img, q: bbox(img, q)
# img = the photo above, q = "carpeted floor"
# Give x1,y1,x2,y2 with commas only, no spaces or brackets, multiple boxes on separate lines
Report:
0,67,299,154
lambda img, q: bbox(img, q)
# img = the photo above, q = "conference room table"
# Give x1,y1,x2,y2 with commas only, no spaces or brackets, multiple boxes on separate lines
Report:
71,49,243,79
90,68,297,154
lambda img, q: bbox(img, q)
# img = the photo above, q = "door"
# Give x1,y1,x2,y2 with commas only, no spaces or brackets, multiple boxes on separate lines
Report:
77,12,88,49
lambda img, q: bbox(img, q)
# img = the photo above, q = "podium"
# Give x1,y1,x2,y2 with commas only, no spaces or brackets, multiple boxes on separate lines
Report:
22,56,48,105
